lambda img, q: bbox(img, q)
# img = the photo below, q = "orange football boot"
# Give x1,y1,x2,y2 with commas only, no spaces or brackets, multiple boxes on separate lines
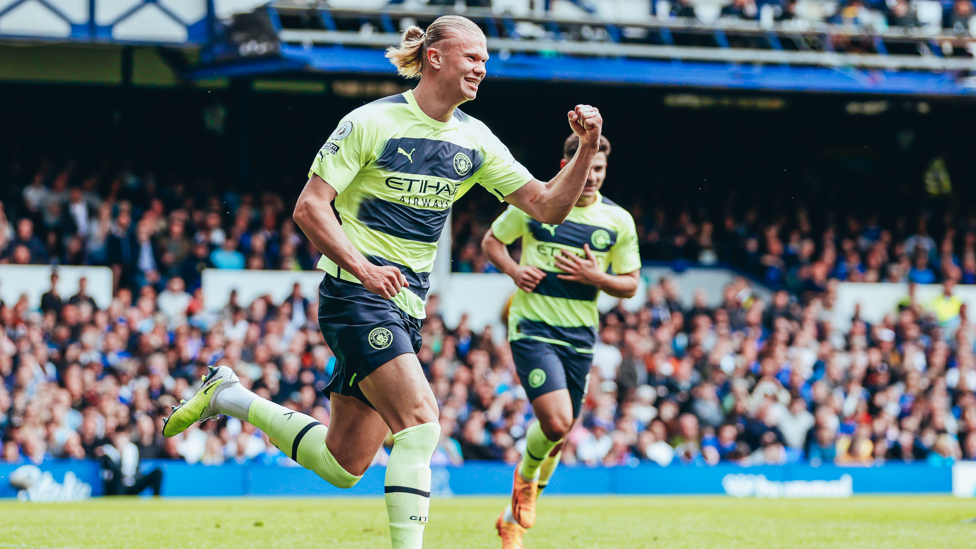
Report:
510,465,539,529
496,511,526,549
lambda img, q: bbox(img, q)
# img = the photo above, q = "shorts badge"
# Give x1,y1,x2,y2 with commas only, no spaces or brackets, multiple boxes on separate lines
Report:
528,368,547,389
368,327,393,350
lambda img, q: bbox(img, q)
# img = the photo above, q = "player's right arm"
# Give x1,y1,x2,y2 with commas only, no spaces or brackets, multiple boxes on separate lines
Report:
482,206,545,293
482,230,545,293
293,177,406,299
293,115,406,300
474,105,603,226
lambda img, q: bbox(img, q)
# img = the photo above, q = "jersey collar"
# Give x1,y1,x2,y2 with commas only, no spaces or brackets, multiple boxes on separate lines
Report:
576,191,603,210
404,89,453,129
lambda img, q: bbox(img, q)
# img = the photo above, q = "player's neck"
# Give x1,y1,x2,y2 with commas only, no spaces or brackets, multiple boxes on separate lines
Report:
576,194,598,208
413,80,464,123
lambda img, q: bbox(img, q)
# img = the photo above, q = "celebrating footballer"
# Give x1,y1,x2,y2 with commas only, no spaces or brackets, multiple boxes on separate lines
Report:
162,14,603,549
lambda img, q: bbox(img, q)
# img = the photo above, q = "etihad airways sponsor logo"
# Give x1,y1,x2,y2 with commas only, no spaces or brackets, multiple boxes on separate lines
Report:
385,176,458,197
398,196,451,209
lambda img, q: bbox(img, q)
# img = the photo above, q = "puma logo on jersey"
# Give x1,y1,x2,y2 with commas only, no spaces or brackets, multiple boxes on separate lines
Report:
541,223,559,236
397,147,415,163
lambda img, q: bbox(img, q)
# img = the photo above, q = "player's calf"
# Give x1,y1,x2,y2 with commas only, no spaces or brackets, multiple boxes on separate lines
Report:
537,442,564,496
359,353,442,549
385,422,441,549
249,398,363,489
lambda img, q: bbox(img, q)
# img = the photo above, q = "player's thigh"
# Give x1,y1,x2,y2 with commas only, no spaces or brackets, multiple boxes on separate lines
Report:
359,352,438,434
555,344,594,420
511,339,574,436
325,393,390,476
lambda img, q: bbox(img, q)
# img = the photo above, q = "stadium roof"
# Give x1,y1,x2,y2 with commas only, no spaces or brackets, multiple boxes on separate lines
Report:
185,44,974,96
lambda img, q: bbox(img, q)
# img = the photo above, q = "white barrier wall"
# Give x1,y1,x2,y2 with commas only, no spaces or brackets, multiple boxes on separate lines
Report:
953,462,976,497
642,266,771,308
202,266,758,339
831,282,976,331
0,265,113,310
0,264,772,336
201,269,325,311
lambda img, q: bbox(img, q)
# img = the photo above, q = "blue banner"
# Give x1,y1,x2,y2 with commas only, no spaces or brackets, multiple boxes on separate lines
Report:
0,461,954,499
0,461,101,500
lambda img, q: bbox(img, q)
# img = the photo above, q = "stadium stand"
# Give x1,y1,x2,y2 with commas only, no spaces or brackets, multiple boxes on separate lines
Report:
1,152,973,469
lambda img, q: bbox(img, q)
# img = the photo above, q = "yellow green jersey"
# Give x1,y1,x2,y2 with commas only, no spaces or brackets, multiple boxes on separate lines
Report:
308,90,532,319
491,193,641,353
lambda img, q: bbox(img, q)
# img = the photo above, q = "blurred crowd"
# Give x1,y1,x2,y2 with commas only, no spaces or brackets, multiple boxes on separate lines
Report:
664,0,976,34
1,158,974,470
0,161,321,291
454,202,976,298
2,269,973,469
398,0,976,34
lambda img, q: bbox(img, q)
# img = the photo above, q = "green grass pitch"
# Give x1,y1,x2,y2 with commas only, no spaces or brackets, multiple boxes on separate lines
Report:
1,496,973,548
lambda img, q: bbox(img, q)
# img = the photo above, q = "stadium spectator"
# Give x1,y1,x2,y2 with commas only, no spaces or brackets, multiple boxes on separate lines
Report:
670,0,696,18
180,241,214,291
40,272,63,315
945,0,975,33
97,429,164,496
776,0,799,21
832,0,873,26
721,0,758,19
69,277,98,310
107,209,138,287
887,0,919,28
3,218,47,264
210,238,245,270
157,277,191,324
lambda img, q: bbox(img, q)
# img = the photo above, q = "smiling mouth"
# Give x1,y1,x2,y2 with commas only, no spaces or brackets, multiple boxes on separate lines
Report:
464,78,480,87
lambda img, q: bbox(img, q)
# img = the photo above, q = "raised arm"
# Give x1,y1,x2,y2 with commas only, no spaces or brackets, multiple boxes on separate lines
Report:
482,228,546,293
293,174,407,299
505,105,603,225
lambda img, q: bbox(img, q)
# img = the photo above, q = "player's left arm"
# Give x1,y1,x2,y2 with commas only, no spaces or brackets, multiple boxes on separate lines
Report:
554,244,639,298
502,105,603,225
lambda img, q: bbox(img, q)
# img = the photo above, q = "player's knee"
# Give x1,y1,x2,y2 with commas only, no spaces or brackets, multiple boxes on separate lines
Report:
392,422,441,463
318,442,365,488
334,455,370,478
413,393,440,426
329,473,362,490
540,414,573,441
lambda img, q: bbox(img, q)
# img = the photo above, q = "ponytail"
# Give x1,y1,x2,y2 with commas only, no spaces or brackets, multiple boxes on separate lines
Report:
385,26,426,79
385,16,485,79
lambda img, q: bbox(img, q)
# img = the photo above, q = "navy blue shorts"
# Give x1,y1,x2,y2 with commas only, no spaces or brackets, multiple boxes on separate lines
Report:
510,338,593,418
317,274,422,408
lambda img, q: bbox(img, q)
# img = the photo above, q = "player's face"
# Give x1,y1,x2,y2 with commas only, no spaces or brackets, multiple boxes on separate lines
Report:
443,33,488,101
579,152,608,202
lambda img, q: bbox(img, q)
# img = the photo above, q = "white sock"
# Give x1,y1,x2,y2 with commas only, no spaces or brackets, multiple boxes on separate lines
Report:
213,382,257,421
502,505,517,525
